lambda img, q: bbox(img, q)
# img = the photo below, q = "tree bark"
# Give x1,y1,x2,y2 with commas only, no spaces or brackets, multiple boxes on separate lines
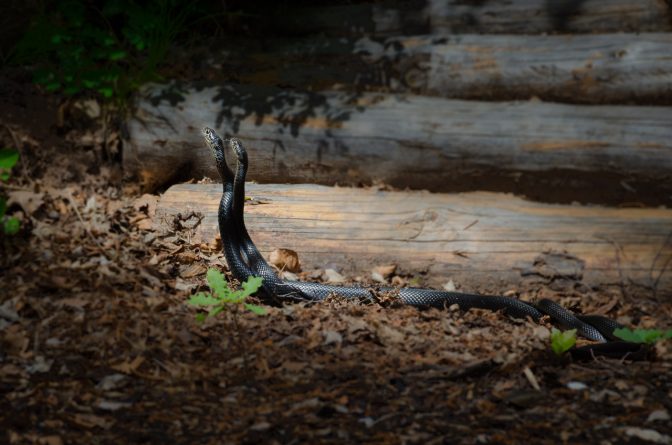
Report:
223,33,672,104
156,183,672,295
127,84,672,205
271,0,671,37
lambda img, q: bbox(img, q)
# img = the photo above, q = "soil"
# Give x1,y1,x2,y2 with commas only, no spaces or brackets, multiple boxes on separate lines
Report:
1,78,672,445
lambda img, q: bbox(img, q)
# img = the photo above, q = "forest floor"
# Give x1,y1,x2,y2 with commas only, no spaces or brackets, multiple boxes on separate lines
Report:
1,82,672,445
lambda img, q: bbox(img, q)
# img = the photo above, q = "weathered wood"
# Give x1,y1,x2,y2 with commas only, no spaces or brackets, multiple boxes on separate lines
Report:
127,84,672,205
156,183,672,294
224,33,672,104
268,0,671,36
422,33,672,104
425,0,672,34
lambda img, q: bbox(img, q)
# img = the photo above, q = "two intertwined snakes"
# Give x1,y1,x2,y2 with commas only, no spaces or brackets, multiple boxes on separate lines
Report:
202,126,640,353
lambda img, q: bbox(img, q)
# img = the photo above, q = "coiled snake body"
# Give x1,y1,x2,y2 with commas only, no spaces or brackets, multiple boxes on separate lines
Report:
202,127,624,344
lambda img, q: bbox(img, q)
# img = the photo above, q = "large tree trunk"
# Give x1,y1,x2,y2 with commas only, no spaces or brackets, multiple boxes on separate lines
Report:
268,0,671,37
156,183,672,295
221,33,672,104
126,84,672,205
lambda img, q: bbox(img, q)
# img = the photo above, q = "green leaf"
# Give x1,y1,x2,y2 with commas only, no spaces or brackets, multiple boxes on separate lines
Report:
188,292,220,307
0,198,6,218
3,217,20,235
0,149,19,170
0,172,8,182
206,268,229,298
98,87,114,98
223,292,244,304
551,328,577,356
45,82,62,92
108,50,126,61
240,276,263,298
83,80,100,89
244,303,267,315
195,313,207,324
64,85,81,95
613,328,672,344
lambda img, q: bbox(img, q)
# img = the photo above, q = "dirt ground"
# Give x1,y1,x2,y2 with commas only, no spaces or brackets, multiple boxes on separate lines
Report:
1,81,671,445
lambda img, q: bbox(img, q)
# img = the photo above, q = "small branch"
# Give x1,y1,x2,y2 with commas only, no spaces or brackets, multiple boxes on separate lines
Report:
230,307,250,375
1,123,34,186
650,231,672,300
66,190,106,254
597,236,629,301
1,184,33,192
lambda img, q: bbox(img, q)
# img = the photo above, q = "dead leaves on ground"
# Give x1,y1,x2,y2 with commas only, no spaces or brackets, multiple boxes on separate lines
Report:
1,160,672,444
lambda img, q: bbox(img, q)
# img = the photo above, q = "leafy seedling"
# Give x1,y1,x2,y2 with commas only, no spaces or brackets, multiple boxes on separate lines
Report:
0,148,20,235
613,328,672,344
551,328,577,356
0,148,19,181
188,268,266,322
3,216,20,235
188,269,266,372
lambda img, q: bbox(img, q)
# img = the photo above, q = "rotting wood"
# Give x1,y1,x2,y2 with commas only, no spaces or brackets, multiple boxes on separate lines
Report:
220,33,672,104
126,84,672,205
156,183,672,294
271,0,671,37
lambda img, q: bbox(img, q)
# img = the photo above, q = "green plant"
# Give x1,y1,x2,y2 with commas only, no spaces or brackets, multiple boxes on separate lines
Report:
12,0,209,108
550,328,577,356
0,148,20,235
614,327,672,344
188,268,266,322
189,269,266,371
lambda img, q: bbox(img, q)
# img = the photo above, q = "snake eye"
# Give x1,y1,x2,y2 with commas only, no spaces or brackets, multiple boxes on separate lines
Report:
202,127,215,142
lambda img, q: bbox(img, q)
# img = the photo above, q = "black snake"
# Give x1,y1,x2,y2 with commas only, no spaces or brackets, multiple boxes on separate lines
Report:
202,127,631,347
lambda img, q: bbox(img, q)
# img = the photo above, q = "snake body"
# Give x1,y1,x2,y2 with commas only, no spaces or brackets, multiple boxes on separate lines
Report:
202,127,623,343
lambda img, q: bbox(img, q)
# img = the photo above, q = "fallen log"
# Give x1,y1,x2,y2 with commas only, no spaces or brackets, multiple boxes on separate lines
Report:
127,84,672,206
425,0,672,34
266,0,671,37
222,33,672,104
156,183,672,294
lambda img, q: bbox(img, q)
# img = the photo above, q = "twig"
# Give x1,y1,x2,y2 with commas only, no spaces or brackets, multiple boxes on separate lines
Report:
650,231,672,300
523,366,541,391
462,219,479,231
612,243,629,301
66,190,106,253
2,123,34,186
0,184,33,192
598,236,629,302
230,307,251,375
